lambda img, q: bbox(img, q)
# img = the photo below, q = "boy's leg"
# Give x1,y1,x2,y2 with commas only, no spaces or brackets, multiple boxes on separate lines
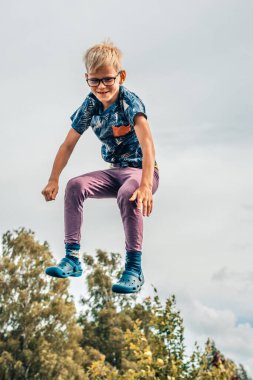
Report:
116,168,159,252
46,169,119,278
64,169,119,245
112,168,159,293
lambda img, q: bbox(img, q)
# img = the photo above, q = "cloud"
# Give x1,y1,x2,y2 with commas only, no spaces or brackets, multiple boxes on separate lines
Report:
178,294,253,375
242,204,253,212
212,267,253,284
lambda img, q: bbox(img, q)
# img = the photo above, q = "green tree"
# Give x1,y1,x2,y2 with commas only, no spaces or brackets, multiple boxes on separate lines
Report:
0,230,251,379
78,249,252,380
236,364,252,380
78,250,136,372
78,250,188,377
189,339,238,379
0,228,86,380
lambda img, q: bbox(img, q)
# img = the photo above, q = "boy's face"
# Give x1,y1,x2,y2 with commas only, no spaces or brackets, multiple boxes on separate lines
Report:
85,65,126,110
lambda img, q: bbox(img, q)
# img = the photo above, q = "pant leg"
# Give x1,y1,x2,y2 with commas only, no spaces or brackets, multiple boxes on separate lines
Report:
64,169,119,244
116,168,159,252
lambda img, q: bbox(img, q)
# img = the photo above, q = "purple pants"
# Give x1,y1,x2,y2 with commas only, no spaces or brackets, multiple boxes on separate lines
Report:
64,167,159,251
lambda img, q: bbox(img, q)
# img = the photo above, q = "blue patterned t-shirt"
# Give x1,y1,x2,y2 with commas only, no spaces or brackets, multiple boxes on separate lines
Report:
70,85,158,170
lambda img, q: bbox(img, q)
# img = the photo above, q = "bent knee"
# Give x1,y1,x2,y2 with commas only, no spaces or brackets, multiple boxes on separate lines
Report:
66,177,83,193
65,175,96,199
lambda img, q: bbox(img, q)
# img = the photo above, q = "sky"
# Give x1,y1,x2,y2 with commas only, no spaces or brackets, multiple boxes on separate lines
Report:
1,0,253,374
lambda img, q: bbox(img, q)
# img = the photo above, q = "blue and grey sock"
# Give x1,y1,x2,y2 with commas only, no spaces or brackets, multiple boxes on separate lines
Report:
125,251,142,274
65,243,80,264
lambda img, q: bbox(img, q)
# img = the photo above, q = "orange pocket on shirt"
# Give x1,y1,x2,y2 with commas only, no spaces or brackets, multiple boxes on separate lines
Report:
112,124,131,137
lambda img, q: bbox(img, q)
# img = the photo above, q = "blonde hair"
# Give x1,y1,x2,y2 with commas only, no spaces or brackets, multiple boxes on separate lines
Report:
83,40,123,73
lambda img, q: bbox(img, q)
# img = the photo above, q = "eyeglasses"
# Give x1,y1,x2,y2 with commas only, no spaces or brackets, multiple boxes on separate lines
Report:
86,71,121,87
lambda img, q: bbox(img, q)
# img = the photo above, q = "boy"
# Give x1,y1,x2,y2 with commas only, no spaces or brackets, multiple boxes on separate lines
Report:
41,41,159,294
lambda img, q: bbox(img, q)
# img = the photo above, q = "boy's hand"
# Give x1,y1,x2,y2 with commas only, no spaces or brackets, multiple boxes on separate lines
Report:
41,180,59,201
129,185,153,216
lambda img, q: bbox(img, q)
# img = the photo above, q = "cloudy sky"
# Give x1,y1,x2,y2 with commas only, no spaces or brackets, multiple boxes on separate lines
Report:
1,0,253,374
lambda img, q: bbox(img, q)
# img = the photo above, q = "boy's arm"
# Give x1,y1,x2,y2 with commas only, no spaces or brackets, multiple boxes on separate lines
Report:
129,114,156,217
41,128,81,202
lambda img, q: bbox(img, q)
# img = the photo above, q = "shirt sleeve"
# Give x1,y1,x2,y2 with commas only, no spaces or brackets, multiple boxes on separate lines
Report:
123,91,148,127
70,95,96,135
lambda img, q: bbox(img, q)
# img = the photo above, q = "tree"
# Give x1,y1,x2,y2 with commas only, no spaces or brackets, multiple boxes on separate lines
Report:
190,339,239,379
0,230,251,379
0,228,86,380
78,250,136,371
78,249,252,380
236,364,252,380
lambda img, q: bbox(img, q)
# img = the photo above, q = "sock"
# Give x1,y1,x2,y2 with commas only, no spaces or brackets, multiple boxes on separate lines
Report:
125,251,142,274
65,243,80,264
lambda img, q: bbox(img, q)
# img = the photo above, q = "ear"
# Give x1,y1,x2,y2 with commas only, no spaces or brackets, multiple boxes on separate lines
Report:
119,70,126,84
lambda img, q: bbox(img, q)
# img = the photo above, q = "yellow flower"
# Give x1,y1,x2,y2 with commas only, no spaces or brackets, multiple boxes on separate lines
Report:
157,358,164,366
144,350,152,358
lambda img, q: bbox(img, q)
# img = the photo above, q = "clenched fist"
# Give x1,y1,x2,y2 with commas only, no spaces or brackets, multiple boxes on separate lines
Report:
41,180,59,201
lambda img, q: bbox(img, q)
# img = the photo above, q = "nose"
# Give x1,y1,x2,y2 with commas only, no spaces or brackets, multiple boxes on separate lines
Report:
97,80,106,89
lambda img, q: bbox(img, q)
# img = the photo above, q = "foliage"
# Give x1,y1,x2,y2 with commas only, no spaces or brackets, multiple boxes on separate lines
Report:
78,250,252,380
0,228,86,380
0,230,251,379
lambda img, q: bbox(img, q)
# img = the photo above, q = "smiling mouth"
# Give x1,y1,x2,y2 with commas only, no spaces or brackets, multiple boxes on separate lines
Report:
97,91,109,94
